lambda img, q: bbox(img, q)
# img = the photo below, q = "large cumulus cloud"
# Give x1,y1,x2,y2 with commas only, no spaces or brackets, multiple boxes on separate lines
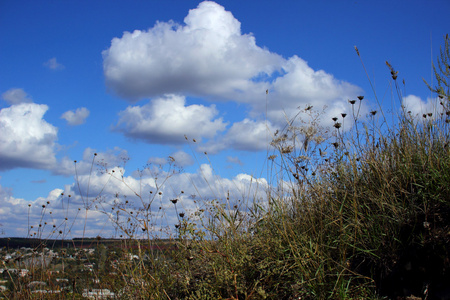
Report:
103,1,362,151
103,1,282,102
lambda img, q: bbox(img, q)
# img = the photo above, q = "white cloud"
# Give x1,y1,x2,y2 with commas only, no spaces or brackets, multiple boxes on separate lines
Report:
54,147,130,176
61,107,90,126
1,88,33,105
43,57,65,70
102,1,283,102
402,94,445,120
226,156,243,166
171,150,194,167
0,103,58,170
1,157,269,237
102,1,362,151
200,118,276,153
266,56,361,126
114,94,227,144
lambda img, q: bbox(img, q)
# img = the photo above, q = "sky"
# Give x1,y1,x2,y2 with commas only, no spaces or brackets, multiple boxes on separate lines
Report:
0,0,448,238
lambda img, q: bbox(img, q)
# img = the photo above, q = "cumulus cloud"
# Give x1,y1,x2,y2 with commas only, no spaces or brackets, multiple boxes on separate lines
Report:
114,94,227,144
0,154,270,237
0,103,58,170
402,94,445,120
1,88,33,105
102,1,362,151
0,182,114,238
55,147,130,176
200,118,276,153
43,57,65,70
61,107,90,125
148,150,193,168
102,1,282,102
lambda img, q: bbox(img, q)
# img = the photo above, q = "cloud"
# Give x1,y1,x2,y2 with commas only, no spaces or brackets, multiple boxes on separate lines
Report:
61,107,90,126
171,150,194,167
114,94,227,144
402,94,445,120
0,103,58,170
102,1,283,102
1,88,33,105
0,155,270,237
54,147,130,176
266,56,361,126
43,57,65,70
102,1,362,151
226,156,243,166
200,118,276,153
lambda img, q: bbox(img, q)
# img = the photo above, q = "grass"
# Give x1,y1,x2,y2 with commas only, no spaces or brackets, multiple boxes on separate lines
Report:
2,35,450,299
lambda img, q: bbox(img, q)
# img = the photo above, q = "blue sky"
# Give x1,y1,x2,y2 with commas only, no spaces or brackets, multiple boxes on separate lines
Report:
0,0,448,238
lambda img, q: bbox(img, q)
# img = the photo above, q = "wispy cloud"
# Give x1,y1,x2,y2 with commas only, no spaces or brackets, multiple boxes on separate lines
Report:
43,57,65,70
1,88,33,105
61,107,90,126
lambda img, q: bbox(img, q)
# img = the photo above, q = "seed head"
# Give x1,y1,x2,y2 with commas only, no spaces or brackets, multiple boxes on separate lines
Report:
357,96,364,101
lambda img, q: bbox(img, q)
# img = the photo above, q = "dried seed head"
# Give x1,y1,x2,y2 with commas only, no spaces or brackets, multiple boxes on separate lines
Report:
357,96,364,101
370,111,377,116
179,213,185,218
170,199,178,204
334,123,342,129
332,117,338,122
349,100,356,105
